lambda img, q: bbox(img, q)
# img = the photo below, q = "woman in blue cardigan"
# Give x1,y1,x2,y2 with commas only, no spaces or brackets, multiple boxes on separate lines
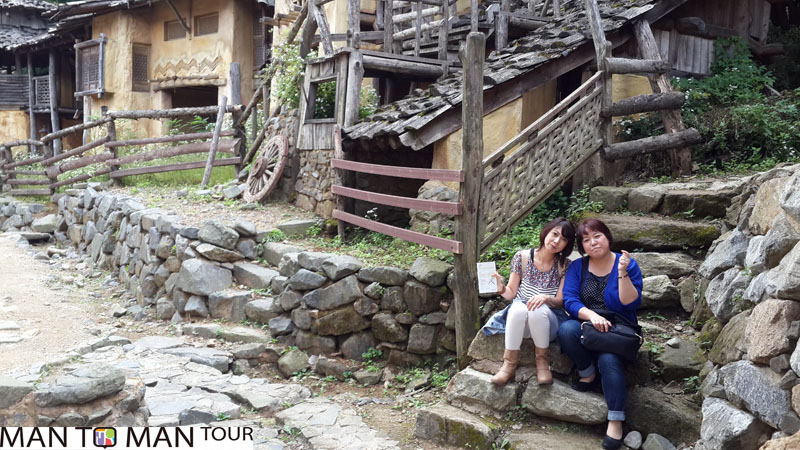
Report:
557,218,643,450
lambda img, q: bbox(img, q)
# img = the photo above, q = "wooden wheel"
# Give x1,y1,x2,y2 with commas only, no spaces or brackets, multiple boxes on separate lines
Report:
243,135,288,203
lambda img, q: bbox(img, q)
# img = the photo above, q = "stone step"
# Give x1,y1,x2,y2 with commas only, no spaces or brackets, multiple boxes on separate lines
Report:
467,331,573,376
590,181,743,218
276,397,399,449
593,214,721,252
414,402,500,449
505,430,604,450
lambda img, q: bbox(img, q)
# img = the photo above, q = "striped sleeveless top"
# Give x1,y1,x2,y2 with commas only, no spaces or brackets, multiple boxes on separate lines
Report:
510,249,569,302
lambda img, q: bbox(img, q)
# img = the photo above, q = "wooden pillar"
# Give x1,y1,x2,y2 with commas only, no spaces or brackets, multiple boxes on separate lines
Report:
344,52,364,127
14,53,22,74
634,20,692,176
496,0,509,49
348,0,361,48
383,0,393,53
309,0,334,55
470,0,478,32
48,49,62,156
300,10,319,58
26,53,36,155
438,0,450,61
104,106,119,184
414,1,422,57
201,96,228,189
453,32,484,370
230,63,246,174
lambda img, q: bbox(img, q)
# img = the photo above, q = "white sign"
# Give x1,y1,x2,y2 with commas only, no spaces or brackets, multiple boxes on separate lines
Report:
477,262,497,294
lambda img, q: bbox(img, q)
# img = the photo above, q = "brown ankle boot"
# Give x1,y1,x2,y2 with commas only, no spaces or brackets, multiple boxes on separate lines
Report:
491,349,520,385
535,346,553,385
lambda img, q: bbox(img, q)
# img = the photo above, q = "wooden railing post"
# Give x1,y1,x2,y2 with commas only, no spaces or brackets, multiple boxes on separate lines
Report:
201,96,228,189
26,52,36,156
103,106,119,184
453,32,484,369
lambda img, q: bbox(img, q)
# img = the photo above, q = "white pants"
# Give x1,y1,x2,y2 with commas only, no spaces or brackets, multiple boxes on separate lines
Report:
505,301,558,350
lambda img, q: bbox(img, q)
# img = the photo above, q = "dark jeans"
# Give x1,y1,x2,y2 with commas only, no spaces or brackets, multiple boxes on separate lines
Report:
557,319,626,421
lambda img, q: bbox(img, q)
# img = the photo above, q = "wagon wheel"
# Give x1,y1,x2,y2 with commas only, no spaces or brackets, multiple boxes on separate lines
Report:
243,135,289,203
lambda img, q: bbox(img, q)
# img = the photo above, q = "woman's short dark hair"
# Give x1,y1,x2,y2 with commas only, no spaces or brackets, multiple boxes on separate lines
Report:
576,218,614,255
539,217,575,270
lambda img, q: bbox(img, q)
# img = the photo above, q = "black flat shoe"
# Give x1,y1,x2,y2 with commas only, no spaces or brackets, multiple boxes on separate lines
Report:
572,376,598,392
601,435,622,450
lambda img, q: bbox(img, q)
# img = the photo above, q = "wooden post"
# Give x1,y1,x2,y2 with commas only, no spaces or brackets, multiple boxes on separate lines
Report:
344,51,364,127
384,0,394,53
14,53,22,74
634,19,692,176
552,0,561,17
470,0,478,32
438,0,449,61
496,0,509,49
229,63,242,105
103,107,120,178
309,0,334,55
453,32,484,370
201,96,228,189
333,125,348,240
230,63,246,174
26,52,36,155
348,0,361,48
48,49,62,156
414,1,422,57
300,10,319,58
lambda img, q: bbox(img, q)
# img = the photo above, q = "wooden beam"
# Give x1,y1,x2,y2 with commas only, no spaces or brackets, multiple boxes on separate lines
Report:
605,57,670,74
41,117,110,142
201,96,228,189
110,158,239,179
362,54,443,78
334,210,463,253
106,130,235,148
348,0,361,48
604,128,701,161
106,140,237,166
332,159,464,181
41,136,110,167
26,52,36,154
601,91,685,118
634,19,691,176
438,0,449,61
48,49,61,155
309,0,334,55
384,0,394,53
107,105,241,120
6,178,50,186
414,1,422,57
453,32,483,370
496,0,509,49
8,189,50,196
344,51,364,127
3,156,46,170
165,0,191,34
394,18,444,40
333,185,462,215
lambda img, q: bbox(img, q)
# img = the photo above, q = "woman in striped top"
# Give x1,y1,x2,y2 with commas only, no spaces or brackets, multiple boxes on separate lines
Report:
481,218,575,386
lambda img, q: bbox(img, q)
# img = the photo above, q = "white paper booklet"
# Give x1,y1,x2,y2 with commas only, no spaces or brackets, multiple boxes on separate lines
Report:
477,262,497,294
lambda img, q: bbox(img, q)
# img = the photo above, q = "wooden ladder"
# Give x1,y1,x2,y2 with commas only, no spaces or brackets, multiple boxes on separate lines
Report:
582,0,700,178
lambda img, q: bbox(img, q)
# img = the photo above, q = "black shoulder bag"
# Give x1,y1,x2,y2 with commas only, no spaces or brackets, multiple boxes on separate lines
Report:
578,258,644,362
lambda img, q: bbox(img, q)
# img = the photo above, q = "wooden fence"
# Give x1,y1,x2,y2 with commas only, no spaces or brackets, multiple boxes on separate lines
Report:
0,96,273,196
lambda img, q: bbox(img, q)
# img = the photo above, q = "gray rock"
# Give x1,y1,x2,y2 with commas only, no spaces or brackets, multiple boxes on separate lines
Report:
381,286,406,312
32,214,58,233
660,189,735,219
762,212,800,270
721,360,790,428
406,324,438,354
780,172,800,220
235,239,258,260
358,266,408,286
678,277,697,313
217,327,268,344
744,270,771,304
287,269,327,290
156,297,176,320
590,186,629,212
445,367,520,413
268,316,295,336
0,376,33,408
233,263,279,290
295,330,336,355
467,331,572,374
353,297,379,316
315,305,370,336
642,275,681,309
262,242,304,267
699,230,750,279
745,235,769,274
245,298,283,324
372,313,408,343
223,184,245,199
208,289,250,322
409,257,452,287
414,403,497,449
185,295,210,318
627,186,665,213
182,324,222,339
633,252,698,279
297,251,334,272
705,267,751,323
291,307,313,330
230,343,266,359
627,386,701,444
34,363,125,407
746,299,800,364
340,332,376,361
196,243,244,262
354,369,382,385
161,347,232,372
521,379,607,424
600,214,720,251
1,214,22,231
232,219,256,237
321,255,363,280
395,312,416,325
641,434,676,450
654,338,705,382
279,290,302,311
303,275,361,310
177,259,232,296
404,280,446,315
271,275,288,294
278,252,301,277
624,431,643,450
277,219,317,236
709,310,750,366
277,349,310,377
763,241,800,301
132,336,184,350
363,282,382,299
179,226,200,239
198,220,239,250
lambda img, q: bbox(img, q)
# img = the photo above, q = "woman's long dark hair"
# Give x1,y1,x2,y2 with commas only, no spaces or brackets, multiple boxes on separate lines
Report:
538,217,576,274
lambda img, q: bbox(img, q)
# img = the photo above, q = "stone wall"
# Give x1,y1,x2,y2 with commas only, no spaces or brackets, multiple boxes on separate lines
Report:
294,148,335,218
0,187,461,368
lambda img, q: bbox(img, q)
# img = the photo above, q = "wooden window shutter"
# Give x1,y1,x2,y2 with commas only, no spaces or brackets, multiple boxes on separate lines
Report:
74,34,106,97
195,13,219,36
164,20,186,41
253,15,265,69
132,44,150,92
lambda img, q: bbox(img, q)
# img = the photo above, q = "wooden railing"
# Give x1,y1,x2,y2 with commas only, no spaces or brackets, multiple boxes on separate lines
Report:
0,99,272,196
478,71,604,252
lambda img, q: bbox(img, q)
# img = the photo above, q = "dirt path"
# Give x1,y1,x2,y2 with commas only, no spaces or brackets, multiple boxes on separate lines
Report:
0,235,108,375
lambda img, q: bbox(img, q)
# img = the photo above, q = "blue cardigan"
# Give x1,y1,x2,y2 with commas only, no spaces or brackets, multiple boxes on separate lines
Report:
562,253,643,324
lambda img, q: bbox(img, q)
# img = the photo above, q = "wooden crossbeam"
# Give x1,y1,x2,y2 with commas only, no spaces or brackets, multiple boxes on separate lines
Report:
332,158,464,181
333,210,463,253
109,158,239,179
605,57,670,74
601,92,685,117
332,185,462,215
604,128,701,161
